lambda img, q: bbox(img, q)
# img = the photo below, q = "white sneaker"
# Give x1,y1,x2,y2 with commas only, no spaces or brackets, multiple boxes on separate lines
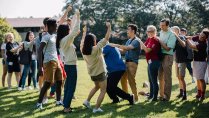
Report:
34,87,39,90
28,86,33,90
56,100,64,106
18,87,22,91
83,100,91,109
42,98,48,104
93,108,103,113
22,87,26,91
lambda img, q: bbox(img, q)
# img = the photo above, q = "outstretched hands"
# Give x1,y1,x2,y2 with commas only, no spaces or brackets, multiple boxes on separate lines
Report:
83,25,87,33
66,5,73,12
106,21,111,28
75,9,80,17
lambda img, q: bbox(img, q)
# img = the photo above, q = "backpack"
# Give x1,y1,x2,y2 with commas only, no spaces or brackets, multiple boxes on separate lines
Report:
19,44,32,65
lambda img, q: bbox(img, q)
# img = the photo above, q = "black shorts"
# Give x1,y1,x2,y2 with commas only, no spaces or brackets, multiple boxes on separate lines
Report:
2,59,6,65
7,61,20,73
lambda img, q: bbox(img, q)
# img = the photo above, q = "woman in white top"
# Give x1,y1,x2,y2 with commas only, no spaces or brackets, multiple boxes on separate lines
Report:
56,10,80,113
80,22,111,113
1,35,9,87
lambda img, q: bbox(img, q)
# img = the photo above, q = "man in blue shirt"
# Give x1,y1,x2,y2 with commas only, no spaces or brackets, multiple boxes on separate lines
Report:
103,45,134,105
113,24,141,102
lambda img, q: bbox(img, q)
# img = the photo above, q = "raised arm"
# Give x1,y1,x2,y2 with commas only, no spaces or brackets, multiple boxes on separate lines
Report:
57,5,72,26
60,10,80,48
80,25,87,51
174,33,186,47
186,36,197,50
103,22,112,42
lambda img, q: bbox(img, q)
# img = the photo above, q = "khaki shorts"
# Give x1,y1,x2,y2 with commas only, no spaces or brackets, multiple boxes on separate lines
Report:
91,72,107,82
176,63,186,77
43,60,63,83
193,61,207,80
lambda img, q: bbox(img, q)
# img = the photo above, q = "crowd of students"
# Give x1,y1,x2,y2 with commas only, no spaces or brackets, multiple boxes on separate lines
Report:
1,6,209,113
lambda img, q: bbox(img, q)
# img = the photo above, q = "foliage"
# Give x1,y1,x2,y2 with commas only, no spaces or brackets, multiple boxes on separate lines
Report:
62,0,209,47
0,18,22,44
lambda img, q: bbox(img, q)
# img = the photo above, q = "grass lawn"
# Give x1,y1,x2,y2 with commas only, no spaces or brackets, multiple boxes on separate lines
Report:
0,58,209,118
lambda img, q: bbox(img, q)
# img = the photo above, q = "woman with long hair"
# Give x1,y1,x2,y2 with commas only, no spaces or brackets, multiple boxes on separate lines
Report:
19,31,36,90
80,22,111,113
56,10,80,113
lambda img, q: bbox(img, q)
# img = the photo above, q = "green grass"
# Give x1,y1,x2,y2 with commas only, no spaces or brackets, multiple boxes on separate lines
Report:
0,58,209,118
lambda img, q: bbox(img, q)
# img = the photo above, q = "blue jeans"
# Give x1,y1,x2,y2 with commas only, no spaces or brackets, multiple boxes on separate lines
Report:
30,60,37,88
63,65,77,108
21,64,30,88
148,60,160,99
21,60,37,88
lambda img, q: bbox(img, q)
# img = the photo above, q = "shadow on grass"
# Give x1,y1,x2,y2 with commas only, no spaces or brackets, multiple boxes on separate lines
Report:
0,86,209,118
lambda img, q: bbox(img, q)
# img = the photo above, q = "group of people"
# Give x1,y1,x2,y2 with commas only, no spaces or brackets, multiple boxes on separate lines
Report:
1,6,209,114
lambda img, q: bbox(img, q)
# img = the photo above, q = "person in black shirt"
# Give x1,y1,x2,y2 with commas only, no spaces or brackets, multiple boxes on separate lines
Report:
6,33,23,89
180,28,194,83
172,26,188,100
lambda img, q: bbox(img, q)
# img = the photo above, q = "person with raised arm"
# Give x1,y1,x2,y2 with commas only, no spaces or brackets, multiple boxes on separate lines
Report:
171,26,188,100
56,9,80,113
186,29,209,101
80,21,111,113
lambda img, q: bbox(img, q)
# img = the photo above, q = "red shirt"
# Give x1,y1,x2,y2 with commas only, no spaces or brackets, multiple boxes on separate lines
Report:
144,37,161,62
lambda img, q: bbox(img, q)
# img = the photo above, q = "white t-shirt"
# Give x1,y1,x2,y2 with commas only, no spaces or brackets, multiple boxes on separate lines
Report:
41,33,58,63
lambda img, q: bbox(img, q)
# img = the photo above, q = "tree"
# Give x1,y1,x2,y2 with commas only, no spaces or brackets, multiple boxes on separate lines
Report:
63,0,208,40
0,18,22,44
188,0,209,32
0,18,22,57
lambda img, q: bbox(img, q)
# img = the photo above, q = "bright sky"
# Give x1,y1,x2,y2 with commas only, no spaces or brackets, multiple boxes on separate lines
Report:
0,0,65,18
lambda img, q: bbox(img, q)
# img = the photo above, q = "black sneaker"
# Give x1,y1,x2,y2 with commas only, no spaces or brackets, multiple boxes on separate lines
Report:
199,96,205,101
160,98,168,102
195,94,201,99
129,95,135,105
111,99,120,104
176,94,183,98
147,96,153,100
151,98,158,102
181,96,187,101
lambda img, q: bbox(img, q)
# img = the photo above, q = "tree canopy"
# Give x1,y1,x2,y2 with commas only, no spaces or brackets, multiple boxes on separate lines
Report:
0,18,22,44
64,0,209,40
